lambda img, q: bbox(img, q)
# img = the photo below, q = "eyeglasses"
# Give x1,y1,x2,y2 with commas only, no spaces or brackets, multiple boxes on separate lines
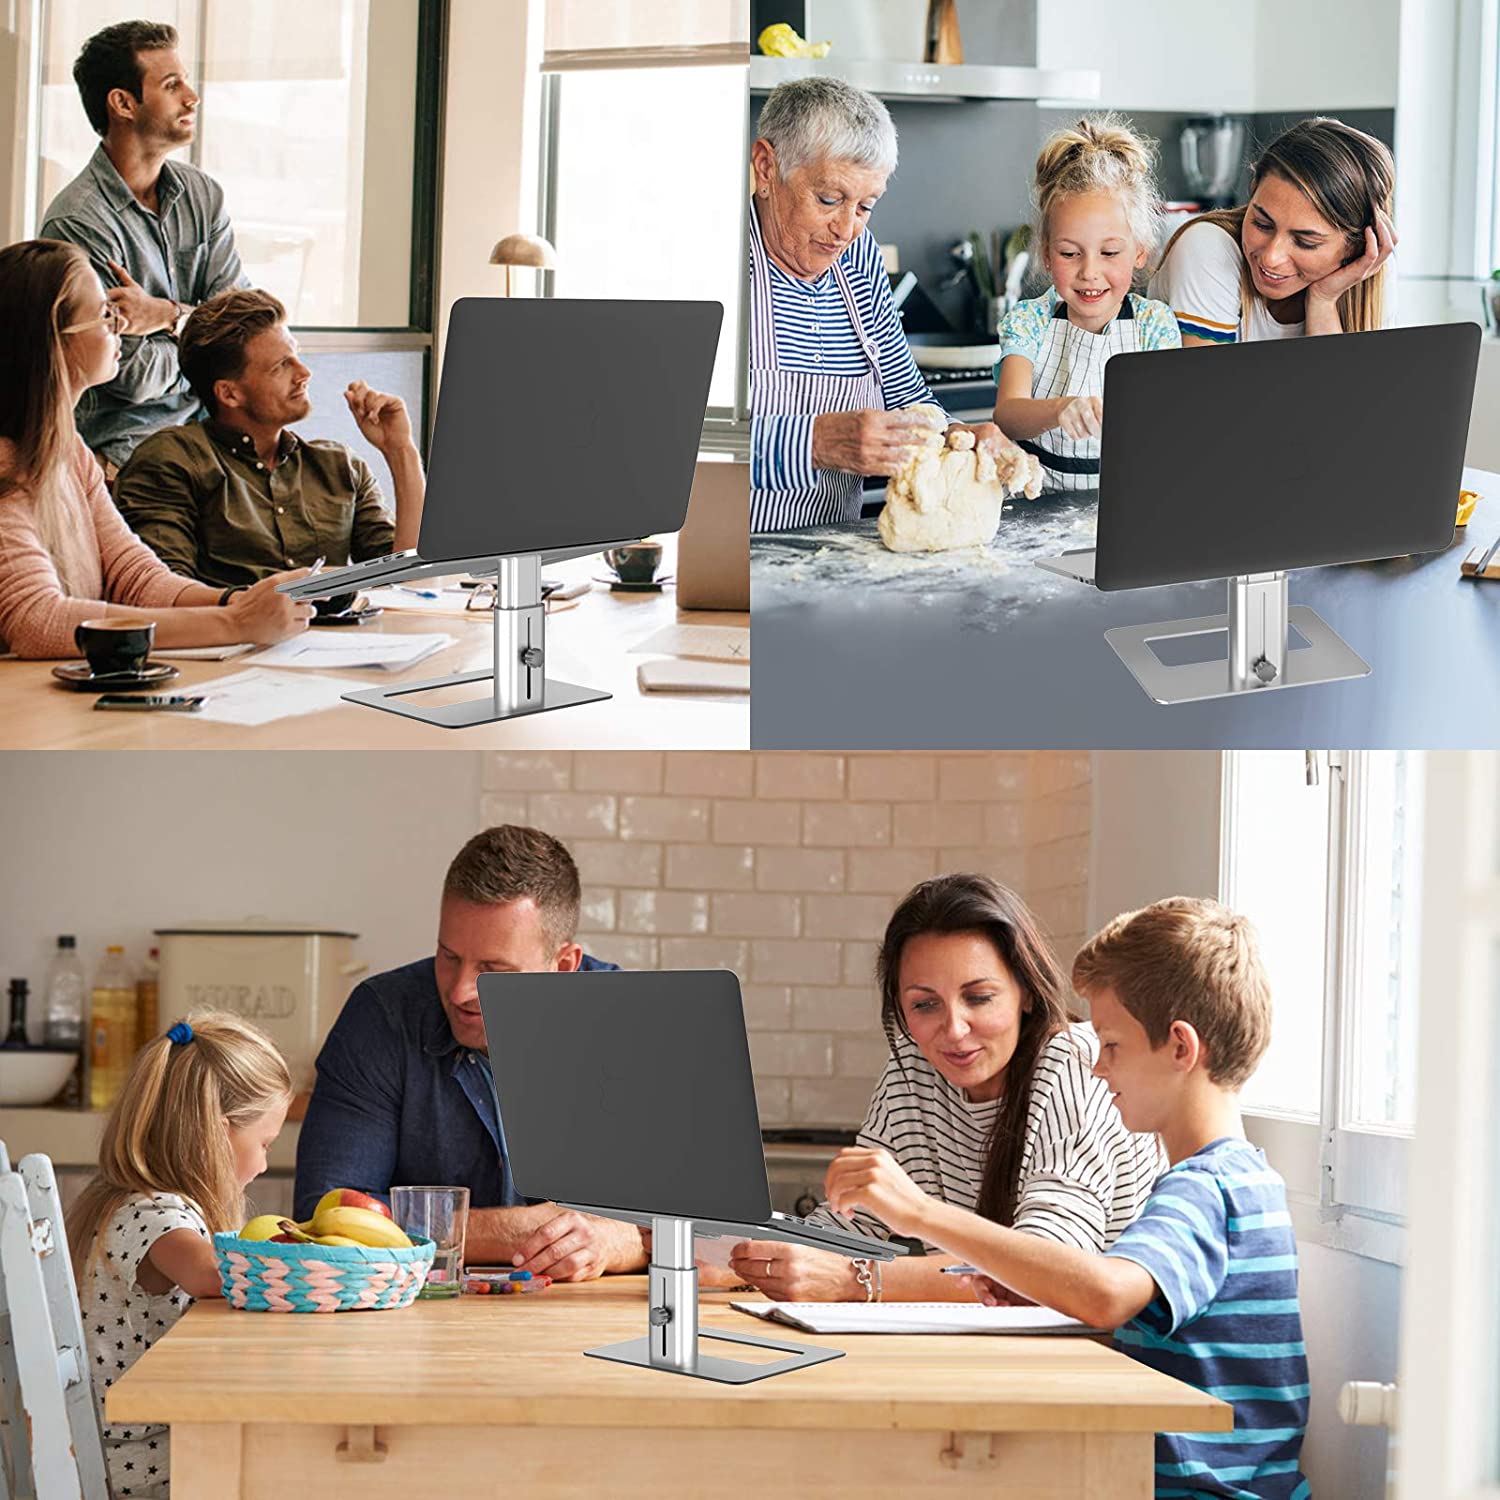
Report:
60,304,128,336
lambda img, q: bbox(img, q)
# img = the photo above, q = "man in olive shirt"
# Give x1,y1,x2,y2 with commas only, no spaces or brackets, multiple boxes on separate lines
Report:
115,288,424,590
41,20,248,468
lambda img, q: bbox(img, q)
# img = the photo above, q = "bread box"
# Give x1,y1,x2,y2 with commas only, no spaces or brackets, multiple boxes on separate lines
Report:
154,922,365,1089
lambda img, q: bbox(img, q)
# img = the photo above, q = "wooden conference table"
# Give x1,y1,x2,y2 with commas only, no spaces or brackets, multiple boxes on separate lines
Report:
108,1279,1230,1499
0,542,748,749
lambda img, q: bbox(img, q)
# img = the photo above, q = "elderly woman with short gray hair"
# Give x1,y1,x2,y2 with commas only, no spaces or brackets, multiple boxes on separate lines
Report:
750,77,1011,532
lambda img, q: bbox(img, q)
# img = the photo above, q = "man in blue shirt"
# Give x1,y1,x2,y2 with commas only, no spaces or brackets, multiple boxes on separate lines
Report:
40,20,248,469
294,825,648,1282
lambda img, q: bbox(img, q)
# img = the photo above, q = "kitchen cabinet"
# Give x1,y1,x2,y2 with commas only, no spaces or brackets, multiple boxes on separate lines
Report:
109,1280,1229,1497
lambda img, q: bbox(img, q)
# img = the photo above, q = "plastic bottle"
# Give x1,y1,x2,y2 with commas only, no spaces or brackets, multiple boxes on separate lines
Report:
137,946,160,1043
43,935,88,1105
89,946,137,1111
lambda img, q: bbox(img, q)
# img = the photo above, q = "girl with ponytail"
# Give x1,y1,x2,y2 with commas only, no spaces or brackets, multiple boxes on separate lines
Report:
1151,116,1396,344
991,115,1181,494
65,1012,291,1498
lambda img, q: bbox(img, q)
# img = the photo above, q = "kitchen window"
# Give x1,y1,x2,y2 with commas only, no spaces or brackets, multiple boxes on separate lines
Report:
1394,753,1500,1500
537,0,750,450
30,0,441,461
1221,750,1424,1262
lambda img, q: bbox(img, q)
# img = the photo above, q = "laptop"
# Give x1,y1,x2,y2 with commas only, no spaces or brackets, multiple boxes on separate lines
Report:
476,968,901,1260
280,296,724,600
1036,322,1480,590
675,457,750,612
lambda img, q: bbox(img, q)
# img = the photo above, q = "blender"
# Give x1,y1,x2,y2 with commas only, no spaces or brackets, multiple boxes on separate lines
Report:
1179,116,1248,209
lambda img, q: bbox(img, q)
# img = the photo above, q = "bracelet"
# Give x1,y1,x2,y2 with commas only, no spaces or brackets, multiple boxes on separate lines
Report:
851,1256,874,1302
217,586,244,607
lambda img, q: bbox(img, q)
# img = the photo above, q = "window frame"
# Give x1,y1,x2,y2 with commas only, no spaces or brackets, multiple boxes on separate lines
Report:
536,66,749,454
1224,750,1416,1266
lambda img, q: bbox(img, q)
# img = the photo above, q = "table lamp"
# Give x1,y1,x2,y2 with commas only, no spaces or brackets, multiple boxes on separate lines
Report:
489,233,556,296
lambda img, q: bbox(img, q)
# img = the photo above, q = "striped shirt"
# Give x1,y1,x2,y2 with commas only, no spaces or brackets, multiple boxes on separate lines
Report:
810,1024,1164,1252
751,218,944,498
1106,1137,1310,1500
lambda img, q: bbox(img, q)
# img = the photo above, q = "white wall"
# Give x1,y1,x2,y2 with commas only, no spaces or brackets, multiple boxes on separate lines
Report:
1088,750,1399,1500
435,0,544,367
1036,0,1399,113
0,751,484,1032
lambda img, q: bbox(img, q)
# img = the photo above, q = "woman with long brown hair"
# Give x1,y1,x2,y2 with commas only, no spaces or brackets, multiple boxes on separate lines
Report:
1151,117,1396,344
729,873,1163,1302
0,239,310,657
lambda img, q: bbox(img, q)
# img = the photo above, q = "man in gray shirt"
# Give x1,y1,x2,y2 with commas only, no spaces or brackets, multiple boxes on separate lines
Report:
40,20,247,470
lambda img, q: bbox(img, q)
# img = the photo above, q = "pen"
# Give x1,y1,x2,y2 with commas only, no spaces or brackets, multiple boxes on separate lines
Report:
308,556,326,577
396,585,440,599
939,1265,981,1276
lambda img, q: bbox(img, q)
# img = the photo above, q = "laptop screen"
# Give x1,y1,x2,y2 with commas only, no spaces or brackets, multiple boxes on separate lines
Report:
478,968,772,1224
417,298,723,563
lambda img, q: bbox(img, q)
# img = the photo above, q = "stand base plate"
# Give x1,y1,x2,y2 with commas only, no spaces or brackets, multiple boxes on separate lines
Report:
1105,606,1369,705
584,1328,844,1384
342,670,610,729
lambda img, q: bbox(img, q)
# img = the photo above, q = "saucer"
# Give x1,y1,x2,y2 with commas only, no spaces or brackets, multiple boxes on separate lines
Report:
593,575,674,593
51,661,180,692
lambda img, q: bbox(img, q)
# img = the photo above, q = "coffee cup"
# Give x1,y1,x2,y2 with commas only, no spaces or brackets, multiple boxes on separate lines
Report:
603,541,663,585
73,618,154,677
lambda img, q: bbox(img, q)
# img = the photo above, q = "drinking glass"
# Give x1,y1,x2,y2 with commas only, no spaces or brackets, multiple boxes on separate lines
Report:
391,1185,470,1298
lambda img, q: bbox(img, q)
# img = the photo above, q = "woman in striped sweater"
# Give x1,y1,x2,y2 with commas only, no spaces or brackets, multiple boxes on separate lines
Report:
730,873,1165,1302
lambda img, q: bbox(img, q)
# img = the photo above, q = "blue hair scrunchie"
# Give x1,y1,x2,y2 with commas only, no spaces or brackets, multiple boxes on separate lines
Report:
166,1020,194,1045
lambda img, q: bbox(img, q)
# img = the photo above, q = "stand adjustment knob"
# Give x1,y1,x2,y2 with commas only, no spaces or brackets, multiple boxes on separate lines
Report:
1252,656,1277,684
520,645,544,669
648,1305,671,1327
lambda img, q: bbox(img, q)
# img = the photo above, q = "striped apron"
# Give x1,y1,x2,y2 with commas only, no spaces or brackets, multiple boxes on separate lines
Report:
749,206,883,531
1016,296,1143,493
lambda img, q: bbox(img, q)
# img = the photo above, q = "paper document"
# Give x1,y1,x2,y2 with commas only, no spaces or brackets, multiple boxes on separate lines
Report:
190,669,372,727
631,624,749,662
251,631,454,672
731,1301,1096,1336
152,642,258,661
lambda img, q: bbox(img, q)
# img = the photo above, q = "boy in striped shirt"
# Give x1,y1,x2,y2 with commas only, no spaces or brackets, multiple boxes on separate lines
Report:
825,897,1308,1500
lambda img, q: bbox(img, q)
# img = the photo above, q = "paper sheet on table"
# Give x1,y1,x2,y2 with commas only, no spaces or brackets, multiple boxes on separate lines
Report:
190,669,371,726
630,624,749,662
153,642,258,661
250,631,454,671
364,586,475,615
731,1301,1095,1335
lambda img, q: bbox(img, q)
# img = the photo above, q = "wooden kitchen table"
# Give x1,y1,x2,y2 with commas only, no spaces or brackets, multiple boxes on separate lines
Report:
107,1279,1230,1499
0,542,747,749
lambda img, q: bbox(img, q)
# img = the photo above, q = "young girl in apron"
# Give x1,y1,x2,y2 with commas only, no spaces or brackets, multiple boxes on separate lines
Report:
992,116,1181,494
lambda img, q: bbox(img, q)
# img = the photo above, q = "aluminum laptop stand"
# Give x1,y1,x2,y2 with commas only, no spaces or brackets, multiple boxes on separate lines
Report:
340,553,610,728
1037,556,1370,705
558,1203,903,1385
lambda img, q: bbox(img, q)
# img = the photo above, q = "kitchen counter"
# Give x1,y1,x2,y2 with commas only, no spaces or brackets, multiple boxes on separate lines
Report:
109,1278,1229,1498
751,467,1500,749
0,1108,302,1172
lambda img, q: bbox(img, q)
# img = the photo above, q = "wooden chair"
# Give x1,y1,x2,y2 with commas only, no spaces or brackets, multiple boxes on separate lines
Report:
0,1143,109,1499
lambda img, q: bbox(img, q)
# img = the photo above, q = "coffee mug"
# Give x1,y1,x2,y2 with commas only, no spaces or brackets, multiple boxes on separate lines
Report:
74,618,154,677
603,541,663,585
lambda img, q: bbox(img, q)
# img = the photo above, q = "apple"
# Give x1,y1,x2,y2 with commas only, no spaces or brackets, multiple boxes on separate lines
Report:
315,1188,393,1222
269,1233,302,1243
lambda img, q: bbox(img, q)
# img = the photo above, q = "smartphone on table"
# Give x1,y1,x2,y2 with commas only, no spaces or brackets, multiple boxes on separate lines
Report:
94,694,206,712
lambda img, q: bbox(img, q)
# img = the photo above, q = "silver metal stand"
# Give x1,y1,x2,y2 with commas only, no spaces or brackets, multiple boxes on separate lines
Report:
340,553,610,728
583,1218,844,1384
1105,572,1370,705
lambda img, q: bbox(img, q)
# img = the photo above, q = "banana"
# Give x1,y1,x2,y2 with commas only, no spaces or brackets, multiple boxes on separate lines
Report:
312,1234,363,1247
311,1204,412,1249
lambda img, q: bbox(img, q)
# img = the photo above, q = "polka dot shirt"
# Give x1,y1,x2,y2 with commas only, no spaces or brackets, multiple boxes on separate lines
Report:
81,1191,210,1500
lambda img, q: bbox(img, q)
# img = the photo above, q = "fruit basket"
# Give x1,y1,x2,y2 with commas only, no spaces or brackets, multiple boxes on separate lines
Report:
213,1231,436,1312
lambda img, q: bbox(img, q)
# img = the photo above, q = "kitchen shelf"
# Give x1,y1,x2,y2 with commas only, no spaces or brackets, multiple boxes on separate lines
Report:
0,1108,301,1171
749,55,1099,103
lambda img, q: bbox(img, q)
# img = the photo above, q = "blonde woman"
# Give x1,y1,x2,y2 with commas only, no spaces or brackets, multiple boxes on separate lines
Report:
0,239,310,658
992,116,1181,493
1151,117,1397,344
66,1013,292,1500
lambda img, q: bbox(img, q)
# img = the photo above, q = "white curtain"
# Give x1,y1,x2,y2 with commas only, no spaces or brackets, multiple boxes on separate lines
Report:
542,0,748,70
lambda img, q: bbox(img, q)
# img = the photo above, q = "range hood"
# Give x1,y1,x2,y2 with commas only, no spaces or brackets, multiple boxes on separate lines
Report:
749,55,1099,103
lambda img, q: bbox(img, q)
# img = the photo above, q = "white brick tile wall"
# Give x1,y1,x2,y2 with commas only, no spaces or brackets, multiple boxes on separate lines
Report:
479,752,1091,1129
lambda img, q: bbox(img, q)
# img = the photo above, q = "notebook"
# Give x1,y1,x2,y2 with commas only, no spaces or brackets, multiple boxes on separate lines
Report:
731,1302,1096,1336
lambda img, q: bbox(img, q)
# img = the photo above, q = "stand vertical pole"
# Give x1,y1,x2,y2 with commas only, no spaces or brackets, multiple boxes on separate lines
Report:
1227,572,1288,690
490,554,545,715
648,1217,698,1371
